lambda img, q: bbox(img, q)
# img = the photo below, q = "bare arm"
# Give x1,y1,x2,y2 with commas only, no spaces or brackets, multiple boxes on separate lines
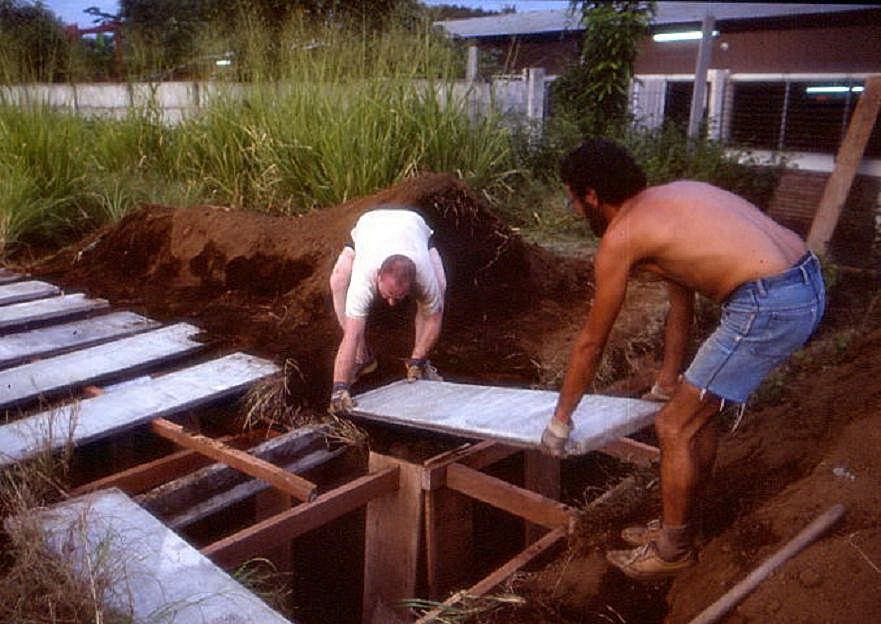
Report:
657,280,694,392
333,316,367,385
552,238,631,424
412,310,443,359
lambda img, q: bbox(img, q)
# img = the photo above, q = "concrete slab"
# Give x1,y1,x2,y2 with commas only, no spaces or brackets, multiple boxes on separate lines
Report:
0,280,60,306
0,352,278,467
0,311,159,369
352,380,659,456
11,488,294,623
0,293,109,333
0,268,24,284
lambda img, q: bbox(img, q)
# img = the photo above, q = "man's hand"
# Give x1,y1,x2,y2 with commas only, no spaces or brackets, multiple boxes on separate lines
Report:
540,418,573,458
329,382,356,415
405,358,443,382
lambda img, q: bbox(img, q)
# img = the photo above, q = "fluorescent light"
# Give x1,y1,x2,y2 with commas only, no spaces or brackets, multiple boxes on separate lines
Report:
653,30,719,42
215,59,232,66
806,86,864,94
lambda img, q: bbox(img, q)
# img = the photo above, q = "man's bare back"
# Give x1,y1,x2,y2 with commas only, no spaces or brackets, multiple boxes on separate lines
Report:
611,181,806,301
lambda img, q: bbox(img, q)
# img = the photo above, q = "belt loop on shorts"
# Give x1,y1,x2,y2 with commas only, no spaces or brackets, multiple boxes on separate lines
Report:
799,263,809,284
755,278,767,297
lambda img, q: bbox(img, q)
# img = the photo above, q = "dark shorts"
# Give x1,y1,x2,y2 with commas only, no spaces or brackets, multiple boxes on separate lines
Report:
683,252,826,404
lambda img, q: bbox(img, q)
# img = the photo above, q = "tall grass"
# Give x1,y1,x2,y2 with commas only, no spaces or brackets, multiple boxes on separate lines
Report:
0,16,518,258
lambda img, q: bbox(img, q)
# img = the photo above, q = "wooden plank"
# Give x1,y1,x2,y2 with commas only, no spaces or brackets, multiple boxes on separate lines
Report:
807,75,881,254
165,448,343,531
425,486,473,601
0,352,279,467
202,466,399,569
138,426,326,518
598,436,660,467
151,418,318,503
524,450,561,544
0,280,60,306
422,440,520,490
0,293,109,333
353,380,658,456
0,323,202,411
0,311,160,369
414,527,567,624
0,268,24,284
446,463,573,530
12,488,296,623
363,453,424,624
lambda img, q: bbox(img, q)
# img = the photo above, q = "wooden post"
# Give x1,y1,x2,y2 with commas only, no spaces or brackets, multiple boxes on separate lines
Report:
523,450,560,544
424,487,473,600
254,487,293,575
363,452,424,624
807,75,881,255
687,13,715,139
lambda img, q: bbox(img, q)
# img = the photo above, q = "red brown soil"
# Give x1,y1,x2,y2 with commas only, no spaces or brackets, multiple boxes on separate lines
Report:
21,173,881,623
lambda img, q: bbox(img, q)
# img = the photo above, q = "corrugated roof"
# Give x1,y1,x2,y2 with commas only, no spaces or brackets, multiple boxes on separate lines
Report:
435,3,878,39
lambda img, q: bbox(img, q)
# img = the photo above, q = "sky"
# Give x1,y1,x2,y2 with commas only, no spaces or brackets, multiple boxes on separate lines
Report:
45,1,571,28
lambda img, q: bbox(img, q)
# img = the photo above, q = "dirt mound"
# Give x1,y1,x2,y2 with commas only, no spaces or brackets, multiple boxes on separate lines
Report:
34,173,588,407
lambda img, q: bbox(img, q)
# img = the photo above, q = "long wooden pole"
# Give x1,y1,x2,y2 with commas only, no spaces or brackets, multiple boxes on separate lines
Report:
689,504,845,624
807,76,881,255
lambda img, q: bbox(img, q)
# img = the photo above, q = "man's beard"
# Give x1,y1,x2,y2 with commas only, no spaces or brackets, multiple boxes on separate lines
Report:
586,205,608,238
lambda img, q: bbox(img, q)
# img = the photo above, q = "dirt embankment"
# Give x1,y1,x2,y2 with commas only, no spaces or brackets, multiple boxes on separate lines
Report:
32,172,589,408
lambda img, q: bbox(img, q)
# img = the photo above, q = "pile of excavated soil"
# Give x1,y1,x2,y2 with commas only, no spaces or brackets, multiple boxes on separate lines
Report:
32,172,589,408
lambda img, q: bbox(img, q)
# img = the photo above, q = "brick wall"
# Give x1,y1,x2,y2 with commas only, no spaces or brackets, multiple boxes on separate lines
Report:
768,170,881,268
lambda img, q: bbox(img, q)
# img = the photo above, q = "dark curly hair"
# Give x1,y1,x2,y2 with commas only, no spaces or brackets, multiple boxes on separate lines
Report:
560,138,647,205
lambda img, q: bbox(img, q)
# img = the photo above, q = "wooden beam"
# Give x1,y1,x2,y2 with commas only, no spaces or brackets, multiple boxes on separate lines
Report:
202,466,399,569
422,440,519,490
414,527,567,624
363,454,425,624
807,75,881,254
70,431,261,497
524,449,560,544
446,463,574,530
425,486,473,601
151,418,317,502
597,437,660,467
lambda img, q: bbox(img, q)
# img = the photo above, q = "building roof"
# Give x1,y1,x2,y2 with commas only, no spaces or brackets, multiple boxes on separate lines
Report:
435,3,879,39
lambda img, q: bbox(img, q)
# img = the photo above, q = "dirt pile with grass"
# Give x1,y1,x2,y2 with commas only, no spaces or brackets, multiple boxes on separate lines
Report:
33,172,589,408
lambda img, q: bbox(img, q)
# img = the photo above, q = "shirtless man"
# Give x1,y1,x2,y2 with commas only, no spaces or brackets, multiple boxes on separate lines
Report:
540,139,826,580
329,207,447,414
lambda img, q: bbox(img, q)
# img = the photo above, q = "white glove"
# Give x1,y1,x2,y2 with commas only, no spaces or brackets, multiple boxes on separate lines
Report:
540,418,572,458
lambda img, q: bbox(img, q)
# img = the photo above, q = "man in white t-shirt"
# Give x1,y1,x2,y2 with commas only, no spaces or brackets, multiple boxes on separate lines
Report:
328,207,447,414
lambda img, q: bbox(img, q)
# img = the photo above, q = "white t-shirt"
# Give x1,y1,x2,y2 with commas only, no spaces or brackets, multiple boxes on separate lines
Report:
345,209,443,319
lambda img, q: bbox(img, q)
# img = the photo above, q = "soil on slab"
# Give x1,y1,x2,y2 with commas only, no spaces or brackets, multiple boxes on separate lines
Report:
18,173,881,623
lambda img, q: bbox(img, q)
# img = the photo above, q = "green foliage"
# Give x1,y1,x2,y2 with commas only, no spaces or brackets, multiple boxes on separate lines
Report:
0,19,518,257
551,2,654,136
622,123,786,210
0,0,71,82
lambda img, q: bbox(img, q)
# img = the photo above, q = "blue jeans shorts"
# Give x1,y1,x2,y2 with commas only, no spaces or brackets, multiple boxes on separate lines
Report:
683,252,826,404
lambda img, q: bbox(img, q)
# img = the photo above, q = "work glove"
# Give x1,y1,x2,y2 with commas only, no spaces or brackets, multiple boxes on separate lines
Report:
540,418,572,458
329,382,356,415
405,358,443,383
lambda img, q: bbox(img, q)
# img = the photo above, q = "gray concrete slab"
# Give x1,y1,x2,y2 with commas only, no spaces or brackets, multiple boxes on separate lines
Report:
10,488,294,623
0,352,278,467
0,311,160,369
352,380,659,456
0,268,25,284
0,323,203,410
0,280,60,306
0,293,109,332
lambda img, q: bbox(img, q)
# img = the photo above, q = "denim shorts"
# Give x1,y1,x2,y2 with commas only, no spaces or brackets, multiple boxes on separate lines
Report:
683,252,826,404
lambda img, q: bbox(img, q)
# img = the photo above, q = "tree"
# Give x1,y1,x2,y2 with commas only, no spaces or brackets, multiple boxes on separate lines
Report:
551,1,654,136
0,0,70,81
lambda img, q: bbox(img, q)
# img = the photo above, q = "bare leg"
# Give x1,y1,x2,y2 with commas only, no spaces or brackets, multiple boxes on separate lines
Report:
329,248,367,362
655,382,720,528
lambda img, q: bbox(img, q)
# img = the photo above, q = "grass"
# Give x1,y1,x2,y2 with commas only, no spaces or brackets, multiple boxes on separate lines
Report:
0,17,520,260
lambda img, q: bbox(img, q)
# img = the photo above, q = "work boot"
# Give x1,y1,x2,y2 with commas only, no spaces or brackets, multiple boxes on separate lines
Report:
353,355,378,382
621,519,705,548
606,542,696,581
621,518,663,546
